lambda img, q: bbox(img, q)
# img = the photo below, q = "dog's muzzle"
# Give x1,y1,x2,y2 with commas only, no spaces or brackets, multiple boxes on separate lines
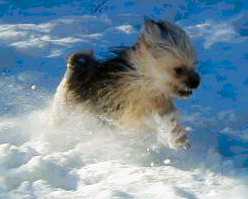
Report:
176,71,200,97
184,71,200,89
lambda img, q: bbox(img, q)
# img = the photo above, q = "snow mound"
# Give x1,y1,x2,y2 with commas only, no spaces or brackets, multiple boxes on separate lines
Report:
0,107,247,199
0,0,248,198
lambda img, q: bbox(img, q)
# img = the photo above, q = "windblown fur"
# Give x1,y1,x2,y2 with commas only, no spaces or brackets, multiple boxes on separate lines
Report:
52,19,200,149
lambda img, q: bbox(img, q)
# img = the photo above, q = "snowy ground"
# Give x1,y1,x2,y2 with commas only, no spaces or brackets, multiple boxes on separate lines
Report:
0,0,248,198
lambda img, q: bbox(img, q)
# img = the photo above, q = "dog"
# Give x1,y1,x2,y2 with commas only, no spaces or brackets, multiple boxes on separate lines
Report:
52,19,200,149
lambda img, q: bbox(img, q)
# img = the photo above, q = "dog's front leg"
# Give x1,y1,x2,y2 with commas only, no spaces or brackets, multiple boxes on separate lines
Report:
156,111,191,150
170,121,191,150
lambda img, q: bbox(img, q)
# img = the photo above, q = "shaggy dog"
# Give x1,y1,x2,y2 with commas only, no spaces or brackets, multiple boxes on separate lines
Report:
52,19,200,149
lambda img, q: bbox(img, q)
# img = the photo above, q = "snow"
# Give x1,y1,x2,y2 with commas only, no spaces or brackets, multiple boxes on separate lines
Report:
0,0,248,198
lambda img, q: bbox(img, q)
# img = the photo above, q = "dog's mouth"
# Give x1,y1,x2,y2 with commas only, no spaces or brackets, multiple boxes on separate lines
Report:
177,88,193,97
173,86,193,98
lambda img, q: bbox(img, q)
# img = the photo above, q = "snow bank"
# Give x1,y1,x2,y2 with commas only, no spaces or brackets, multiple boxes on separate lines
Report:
0,107,247,198
0,0,248,198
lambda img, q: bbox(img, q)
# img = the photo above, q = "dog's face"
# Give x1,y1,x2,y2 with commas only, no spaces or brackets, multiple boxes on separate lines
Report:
140,19,200,98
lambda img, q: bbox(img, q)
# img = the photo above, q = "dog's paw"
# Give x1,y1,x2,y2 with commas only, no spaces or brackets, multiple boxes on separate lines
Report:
169,124,191,150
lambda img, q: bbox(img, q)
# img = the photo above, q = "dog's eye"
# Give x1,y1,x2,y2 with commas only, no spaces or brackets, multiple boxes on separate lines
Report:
174,67,184,75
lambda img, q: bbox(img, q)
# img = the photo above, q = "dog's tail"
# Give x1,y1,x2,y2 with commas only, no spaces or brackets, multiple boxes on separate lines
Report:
65,50,99,85
51,50,98,125
67,50,96,70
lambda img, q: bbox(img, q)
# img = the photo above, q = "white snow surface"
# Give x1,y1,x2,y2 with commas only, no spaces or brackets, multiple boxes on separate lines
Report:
0,1,248,198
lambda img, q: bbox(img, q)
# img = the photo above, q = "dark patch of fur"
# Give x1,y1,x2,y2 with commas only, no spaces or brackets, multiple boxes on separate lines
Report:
65,50,134,113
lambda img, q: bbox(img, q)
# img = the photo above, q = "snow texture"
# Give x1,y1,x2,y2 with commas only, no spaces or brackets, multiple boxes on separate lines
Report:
0,0,248,198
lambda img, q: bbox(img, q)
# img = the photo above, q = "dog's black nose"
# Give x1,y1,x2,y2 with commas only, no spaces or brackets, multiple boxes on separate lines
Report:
185,71,200,89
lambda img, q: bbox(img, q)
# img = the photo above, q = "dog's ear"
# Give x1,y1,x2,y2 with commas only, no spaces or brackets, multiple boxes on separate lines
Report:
160,21,174,30
165,21,183,34
143,18,162,44
144,16,156,25
144,18,159,33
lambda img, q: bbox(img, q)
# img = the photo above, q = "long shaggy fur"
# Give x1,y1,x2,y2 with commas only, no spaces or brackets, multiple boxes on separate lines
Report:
52,19,200,149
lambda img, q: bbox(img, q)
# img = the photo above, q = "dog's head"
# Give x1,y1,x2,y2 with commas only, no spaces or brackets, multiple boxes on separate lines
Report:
138,19,200,98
